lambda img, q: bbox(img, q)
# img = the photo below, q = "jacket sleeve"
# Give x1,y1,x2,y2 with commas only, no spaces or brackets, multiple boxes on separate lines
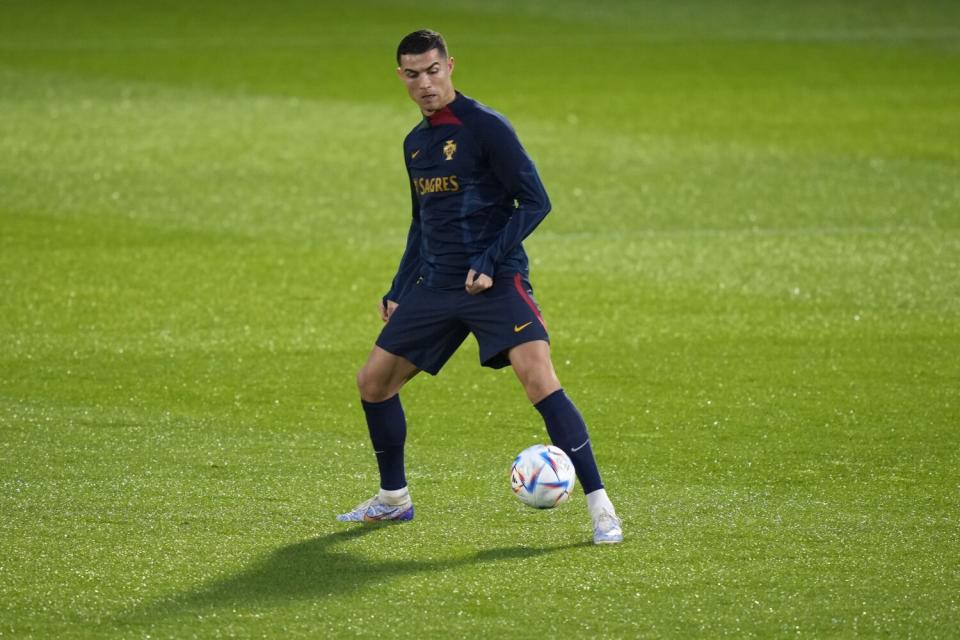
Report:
470,114,551,277
384,174,422,304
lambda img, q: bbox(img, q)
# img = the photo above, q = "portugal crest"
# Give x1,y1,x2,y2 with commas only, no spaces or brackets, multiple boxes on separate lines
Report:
443,139,457,161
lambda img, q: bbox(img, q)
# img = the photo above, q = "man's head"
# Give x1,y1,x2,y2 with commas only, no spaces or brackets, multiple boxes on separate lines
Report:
396,29,455,116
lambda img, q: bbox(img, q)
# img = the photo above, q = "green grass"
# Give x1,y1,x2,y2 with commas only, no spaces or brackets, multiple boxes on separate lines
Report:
2,0,959,637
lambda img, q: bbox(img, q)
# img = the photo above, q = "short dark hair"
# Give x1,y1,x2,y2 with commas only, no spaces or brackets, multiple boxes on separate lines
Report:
396,29,448,65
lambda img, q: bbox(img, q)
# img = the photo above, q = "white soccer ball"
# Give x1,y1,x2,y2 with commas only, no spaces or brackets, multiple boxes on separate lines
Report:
510,444,576,509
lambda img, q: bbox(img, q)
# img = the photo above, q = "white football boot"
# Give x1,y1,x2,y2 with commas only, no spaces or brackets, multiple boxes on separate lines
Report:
592,510,624,544
336,494,414,523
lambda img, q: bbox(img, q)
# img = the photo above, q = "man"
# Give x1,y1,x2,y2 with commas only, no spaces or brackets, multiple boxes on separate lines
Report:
337,29,623,544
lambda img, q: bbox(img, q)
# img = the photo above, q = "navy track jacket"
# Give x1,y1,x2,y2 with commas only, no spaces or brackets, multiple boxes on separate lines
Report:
385,92,551,303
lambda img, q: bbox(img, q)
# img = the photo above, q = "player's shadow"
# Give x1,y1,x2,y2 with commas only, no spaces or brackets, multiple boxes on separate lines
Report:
138,525,589,622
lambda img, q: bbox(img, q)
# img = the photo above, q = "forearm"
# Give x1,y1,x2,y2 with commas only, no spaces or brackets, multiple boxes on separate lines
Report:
386,218,422,302
471,168,551,276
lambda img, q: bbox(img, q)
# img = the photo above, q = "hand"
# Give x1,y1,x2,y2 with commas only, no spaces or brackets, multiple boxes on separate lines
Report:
379,299,399,323
465,269,493,295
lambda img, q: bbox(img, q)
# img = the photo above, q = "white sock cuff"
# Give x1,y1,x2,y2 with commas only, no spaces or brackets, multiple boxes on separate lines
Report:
586,488,615,516
379,486,410,504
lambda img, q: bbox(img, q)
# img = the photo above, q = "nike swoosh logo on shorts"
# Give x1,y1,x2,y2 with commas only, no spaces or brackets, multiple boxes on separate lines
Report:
514,321,533,333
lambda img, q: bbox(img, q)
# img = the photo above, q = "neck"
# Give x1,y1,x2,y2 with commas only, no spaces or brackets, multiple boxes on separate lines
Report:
421,89,456,117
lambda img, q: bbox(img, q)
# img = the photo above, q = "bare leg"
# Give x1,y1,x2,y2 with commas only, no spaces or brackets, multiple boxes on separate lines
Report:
508,340,561,404
509,340,622,542
356,346,420,402
351,346,420,494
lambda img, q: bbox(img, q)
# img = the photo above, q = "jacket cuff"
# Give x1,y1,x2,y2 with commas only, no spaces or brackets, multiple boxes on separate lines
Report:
471,254,495,278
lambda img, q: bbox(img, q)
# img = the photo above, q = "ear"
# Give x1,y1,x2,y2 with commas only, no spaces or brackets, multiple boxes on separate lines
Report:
447,56,455,75
396,66,405,80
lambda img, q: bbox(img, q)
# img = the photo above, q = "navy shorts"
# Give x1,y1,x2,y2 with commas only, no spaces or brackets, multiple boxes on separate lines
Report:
376,273,550,375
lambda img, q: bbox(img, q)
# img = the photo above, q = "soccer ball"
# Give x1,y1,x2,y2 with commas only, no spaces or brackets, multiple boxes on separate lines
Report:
510,444,576,508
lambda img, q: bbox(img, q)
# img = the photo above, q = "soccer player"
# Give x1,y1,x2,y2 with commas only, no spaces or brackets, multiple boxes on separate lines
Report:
337,29,623,544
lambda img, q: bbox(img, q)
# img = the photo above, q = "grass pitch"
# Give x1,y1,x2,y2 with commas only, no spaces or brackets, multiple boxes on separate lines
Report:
1,1,959,637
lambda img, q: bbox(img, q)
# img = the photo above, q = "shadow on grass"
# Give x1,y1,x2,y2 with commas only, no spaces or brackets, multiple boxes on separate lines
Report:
135,525,590,622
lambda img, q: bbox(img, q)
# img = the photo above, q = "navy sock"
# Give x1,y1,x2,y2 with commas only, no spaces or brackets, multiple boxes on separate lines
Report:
534,389,604,494
361,394,407,491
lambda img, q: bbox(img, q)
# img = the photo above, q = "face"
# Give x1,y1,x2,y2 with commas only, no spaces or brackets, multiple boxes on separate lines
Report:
397,48,455,115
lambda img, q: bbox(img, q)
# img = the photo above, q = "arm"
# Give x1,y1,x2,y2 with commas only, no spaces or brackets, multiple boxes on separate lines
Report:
469,114,552,279
384,176,423,309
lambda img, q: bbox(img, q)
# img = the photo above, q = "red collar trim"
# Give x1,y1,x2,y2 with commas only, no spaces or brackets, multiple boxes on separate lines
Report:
428,105,463,126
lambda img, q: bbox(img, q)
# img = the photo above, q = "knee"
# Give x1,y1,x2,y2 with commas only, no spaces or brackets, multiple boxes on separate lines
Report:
356,364,392,403
356,348,418,403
